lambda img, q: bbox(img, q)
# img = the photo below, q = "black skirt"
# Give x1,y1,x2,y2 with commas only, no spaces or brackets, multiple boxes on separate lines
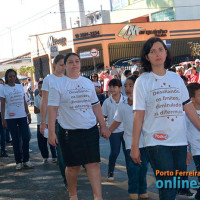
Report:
58,124,100,167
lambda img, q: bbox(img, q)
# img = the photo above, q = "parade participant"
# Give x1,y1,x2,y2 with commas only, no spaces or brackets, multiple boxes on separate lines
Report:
130,37,200,200
102,79,127,181
48,52,110,200
186,83,200,200
109,75,148,200
195,59,200,73
0,79,7,157
40,54,66,187
0,69,33,170
34,81,57,164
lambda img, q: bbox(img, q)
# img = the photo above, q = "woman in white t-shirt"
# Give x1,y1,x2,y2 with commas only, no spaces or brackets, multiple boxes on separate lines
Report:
48,53,110,200
130,37,200,200
0,69,33,170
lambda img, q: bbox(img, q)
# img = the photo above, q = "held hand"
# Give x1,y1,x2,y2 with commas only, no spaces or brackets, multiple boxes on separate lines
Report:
186,151,193,165
48,132,58,147
130,147,141,165
28,115,31,124
2,119,7,129
100,125,111,140
40,123,47,135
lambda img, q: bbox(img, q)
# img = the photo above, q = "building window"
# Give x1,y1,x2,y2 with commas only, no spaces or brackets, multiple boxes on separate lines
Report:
151,8,175,21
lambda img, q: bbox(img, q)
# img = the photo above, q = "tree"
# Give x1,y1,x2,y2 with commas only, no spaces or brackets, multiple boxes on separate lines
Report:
188,42,200,57
18,65,35,76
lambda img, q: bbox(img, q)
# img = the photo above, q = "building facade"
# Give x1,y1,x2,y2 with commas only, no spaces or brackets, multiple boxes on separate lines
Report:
29,20,200,78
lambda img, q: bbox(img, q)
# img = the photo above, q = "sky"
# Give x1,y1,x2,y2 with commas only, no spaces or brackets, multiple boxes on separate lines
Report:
0,0,110,60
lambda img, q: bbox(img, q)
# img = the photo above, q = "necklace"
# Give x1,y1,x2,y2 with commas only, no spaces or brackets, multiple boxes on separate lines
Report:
151,71,167,82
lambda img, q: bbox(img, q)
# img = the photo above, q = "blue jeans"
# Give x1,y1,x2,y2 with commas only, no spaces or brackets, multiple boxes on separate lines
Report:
0,114,6,152
37,125,57,158
193,155,200,199
108,131,128,172
145,145,187,200
6,117,30,164
126,148,148,194
55,121,67,185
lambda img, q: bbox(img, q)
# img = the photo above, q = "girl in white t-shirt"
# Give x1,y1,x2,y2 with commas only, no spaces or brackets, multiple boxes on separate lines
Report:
40,54,66,187
102,78,127,181
48,53,110,200
0,69,33,170
130,37,200,200
109,75,148,200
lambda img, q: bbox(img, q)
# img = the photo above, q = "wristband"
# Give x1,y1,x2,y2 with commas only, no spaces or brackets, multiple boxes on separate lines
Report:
40,121,46,124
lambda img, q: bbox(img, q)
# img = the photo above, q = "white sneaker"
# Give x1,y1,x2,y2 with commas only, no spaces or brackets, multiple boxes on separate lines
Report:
43,158,48,164
23,161,34,169
52,158,57,163
16,163,23,170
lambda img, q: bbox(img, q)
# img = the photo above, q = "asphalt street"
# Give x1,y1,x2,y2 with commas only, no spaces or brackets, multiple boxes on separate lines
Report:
0,110,198,200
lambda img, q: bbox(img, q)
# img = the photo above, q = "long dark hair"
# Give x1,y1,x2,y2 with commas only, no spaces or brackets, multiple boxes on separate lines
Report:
64,53,80,64
5,69,17,84
141,37,172,72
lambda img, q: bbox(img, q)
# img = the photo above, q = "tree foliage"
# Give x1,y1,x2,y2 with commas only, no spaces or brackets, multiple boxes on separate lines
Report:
188,42,200,57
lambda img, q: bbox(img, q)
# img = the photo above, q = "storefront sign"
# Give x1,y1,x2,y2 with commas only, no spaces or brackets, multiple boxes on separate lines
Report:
118,25,144,40
47,36,67,48
140,29,168,37
75,31,100,39
50,46,59,57
80,51,92,59
119,25,168,40
79,50,99,59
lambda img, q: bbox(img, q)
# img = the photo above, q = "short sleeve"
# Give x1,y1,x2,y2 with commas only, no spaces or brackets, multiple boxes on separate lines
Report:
180,78,190,104
133,77,146,110
113,106,123,122
102,99,108,117
0,85,4,98
42,77,49,91
34,96,39,108
48,84,61,106
90,83,99,106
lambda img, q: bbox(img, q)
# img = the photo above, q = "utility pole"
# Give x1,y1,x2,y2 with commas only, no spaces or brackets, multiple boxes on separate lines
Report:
59,0,67,29
78,0,86,27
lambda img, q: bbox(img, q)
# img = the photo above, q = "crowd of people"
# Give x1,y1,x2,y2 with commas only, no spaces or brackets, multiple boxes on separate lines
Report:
1,37,200,200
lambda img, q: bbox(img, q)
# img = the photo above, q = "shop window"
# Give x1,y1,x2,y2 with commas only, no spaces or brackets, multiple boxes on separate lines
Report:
151,8,175,21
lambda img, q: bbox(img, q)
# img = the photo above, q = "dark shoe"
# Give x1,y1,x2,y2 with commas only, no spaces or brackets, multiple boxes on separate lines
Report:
0,151,8,157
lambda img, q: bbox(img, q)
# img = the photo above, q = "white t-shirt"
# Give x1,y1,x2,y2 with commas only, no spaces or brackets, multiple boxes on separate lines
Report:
0,84,4,113
0,84,26,119
133,71,189,147
131,64,138,73
102,94,125,133
114,99,144,149
93,81,101,87
42,74,65,92
186,111,200,156
42,74,65,119
48,76,99,129
34,94,48,125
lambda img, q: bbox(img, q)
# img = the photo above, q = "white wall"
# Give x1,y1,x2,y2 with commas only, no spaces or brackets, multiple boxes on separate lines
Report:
174,0,200,20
